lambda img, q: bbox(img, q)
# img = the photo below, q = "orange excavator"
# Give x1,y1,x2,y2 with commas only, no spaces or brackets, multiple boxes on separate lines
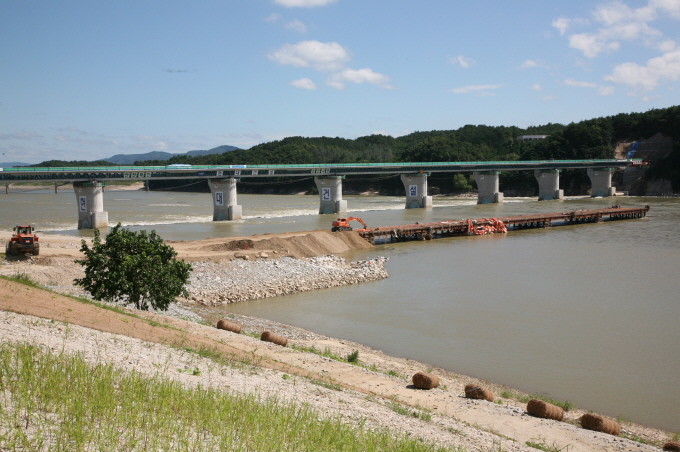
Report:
331,217,367,232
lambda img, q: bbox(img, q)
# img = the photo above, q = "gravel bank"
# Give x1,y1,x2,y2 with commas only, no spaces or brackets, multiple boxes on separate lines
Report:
186,255,388,305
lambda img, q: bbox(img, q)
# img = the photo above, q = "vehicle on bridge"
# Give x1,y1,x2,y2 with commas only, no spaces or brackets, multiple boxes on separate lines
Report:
6,225,40,256
166,164,193,169
331,217,368,232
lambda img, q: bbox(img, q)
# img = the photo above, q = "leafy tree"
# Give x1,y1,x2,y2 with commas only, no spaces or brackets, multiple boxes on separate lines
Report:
75,224,192,311
451,173,474,192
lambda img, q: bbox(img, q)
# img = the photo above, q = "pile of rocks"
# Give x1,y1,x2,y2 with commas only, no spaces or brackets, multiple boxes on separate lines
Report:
186,255,388,305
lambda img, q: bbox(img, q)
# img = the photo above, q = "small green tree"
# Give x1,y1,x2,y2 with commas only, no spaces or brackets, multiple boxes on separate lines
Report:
75,224,192,311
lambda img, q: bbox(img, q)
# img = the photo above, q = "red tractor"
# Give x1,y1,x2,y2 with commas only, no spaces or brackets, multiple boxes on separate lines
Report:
6,225,40,256
331,217,368,232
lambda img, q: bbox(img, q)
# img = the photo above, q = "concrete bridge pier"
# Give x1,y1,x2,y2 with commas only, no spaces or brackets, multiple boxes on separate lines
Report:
400,174,433,208
587,168,616,197
73,181,109,230
315,176,347,214
208,178,242,220
534,169,564,201
473,171,504,204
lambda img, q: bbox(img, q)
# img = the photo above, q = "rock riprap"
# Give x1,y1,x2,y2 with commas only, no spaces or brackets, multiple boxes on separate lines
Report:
186,255,388,304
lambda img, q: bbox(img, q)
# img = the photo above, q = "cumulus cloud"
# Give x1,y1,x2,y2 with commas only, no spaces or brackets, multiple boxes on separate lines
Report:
599,86,615,95
327,68,392,89
563,78,598,88
269,40,392,90
268,40,350,71
290,77,317,90
552,17,572,35
521,59,540,69
274,0,337,7
450,55,475,68
450,84,502,96
559,0,678,58
264,13,281,23
285,19,307,33
605,49,680,90
552,17,589,35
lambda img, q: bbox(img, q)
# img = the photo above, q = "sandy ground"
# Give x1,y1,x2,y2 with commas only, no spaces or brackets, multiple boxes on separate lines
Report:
0,232,675,451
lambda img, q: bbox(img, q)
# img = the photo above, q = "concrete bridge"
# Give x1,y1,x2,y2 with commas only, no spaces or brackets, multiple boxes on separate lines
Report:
0,159,637,229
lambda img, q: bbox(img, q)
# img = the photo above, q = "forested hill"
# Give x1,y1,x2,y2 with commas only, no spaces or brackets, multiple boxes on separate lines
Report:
139,106,679,195
33,106,680,195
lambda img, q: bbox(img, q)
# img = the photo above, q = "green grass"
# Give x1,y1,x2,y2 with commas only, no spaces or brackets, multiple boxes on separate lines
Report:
2,271,41,288
500,390,573,411
525,437,570,451
346,349,360,363
387,402,432,422
0,343,449,452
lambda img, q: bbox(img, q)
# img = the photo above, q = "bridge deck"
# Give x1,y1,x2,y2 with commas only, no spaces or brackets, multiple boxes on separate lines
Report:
0,159,640,183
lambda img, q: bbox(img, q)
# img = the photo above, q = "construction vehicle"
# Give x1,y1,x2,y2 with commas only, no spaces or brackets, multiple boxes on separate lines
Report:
5,225,40,256
331,217,368,232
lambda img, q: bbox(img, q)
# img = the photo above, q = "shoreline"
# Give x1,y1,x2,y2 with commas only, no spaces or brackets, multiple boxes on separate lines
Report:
0,232,676,449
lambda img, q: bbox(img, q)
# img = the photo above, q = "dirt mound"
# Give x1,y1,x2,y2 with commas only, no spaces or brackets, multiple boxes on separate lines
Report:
200,239,256,252
171,230,374,261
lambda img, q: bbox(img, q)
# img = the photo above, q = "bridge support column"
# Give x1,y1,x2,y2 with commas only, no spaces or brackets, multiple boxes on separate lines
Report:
473,171,504,204
534,169,564,201
400,174,432,209
587,168,616,197
209,178,242,221
315,176,347,214
73,181,109,230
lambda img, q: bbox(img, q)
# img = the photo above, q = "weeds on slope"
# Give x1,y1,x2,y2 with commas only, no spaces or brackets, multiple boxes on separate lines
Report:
0,343,450,452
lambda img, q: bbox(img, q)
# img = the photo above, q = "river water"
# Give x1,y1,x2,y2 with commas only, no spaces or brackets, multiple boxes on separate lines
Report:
1,187,679,431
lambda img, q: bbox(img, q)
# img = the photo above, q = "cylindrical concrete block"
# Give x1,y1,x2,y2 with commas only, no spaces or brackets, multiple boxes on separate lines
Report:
473,171,504,204
73,181,109,230
315,176,346,214
587,168,616,198
534,169,565,201
401,174,432,209
209,178,242,220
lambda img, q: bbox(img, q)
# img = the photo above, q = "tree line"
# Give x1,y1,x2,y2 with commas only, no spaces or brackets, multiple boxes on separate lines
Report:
34,105,680,195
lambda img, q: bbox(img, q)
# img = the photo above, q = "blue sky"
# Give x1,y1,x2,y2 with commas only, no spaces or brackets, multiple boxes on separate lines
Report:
1,0,679,164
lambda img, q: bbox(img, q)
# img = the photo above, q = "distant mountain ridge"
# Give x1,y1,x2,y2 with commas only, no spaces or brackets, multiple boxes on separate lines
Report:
0,145,238,168
103,145,238,165
0,161,29,168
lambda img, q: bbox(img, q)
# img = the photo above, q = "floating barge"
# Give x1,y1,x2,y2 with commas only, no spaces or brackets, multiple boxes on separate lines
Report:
356,205,650,244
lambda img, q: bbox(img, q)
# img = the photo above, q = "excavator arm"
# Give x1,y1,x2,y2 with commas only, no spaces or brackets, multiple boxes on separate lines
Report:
331,217,367,232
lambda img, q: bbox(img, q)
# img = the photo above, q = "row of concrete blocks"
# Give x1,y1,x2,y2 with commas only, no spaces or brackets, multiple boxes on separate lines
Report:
73,168,617,228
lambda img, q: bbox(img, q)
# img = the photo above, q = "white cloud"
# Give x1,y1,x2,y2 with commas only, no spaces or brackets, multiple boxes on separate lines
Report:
285,19,307,33
561,0,679,58
532,83,542,91
605,49,680,90
599,86,615,95
568,32,619,58
552,17,571,35
273,0,337,7
563,78,598,88
658,39,676,52
264,13,281,23
327,68,392,89
268,40,350,71
652,0,680,18
450,84,502,95
450,55,475,68
290,77,317,90
522,59,544,69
